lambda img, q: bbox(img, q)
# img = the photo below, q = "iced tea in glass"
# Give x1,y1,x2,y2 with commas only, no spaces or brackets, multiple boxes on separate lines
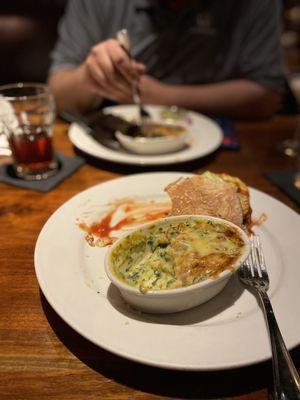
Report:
0,83,58,180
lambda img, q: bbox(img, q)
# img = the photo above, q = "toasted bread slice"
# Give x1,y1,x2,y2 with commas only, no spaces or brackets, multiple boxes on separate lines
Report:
165,171,252,230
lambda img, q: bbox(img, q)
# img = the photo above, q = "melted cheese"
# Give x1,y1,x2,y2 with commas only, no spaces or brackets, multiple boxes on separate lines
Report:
110,219,244,292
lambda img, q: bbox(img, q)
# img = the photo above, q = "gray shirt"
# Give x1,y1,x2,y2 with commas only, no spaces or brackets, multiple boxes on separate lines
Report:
50,0,285,92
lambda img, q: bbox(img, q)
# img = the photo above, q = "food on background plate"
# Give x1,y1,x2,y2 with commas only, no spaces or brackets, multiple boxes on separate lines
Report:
108,216,248,293
160,106,192,124
115,121,188,155
139,122,186,138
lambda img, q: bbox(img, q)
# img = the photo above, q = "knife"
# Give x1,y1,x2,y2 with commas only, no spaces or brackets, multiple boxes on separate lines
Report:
60,109,141,136
60,108,142,151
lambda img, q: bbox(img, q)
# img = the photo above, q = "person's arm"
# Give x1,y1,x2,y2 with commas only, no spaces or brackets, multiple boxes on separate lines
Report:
49,39,145,113
48,64,101,113
139,75,282,119
47,0,145,113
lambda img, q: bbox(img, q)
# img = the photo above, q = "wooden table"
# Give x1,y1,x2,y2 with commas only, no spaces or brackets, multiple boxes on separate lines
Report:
0,116,299,400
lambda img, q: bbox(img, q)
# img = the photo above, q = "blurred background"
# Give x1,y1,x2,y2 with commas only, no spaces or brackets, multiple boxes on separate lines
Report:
0,0,299,113
283,0,300,110
0,0,66,84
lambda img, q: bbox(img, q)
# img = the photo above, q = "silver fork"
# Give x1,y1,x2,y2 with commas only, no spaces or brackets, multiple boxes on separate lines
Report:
116,29,151,122
238,236,300,400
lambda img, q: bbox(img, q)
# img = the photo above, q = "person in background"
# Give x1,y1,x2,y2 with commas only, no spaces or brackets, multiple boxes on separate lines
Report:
48,0,285,119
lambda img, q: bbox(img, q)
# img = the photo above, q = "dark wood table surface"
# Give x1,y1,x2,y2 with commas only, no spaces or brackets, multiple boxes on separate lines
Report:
0,115,299,400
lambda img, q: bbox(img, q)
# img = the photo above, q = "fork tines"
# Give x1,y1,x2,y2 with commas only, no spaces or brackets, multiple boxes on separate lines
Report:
252,236,266,275
243,235,269,281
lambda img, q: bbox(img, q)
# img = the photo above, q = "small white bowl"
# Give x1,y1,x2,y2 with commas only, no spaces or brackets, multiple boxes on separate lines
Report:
105,215,250,314
115,121,188,155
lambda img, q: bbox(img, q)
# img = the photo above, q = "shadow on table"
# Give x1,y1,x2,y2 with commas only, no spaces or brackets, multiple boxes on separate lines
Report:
40,290,300,399
73,146,220,175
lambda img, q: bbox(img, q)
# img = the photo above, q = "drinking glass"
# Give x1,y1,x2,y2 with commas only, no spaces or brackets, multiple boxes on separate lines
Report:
0,83,58,180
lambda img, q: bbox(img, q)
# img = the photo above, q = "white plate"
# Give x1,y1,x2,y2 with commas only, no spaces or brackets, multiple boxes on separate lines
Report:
68,105,223,166
34,173,300,371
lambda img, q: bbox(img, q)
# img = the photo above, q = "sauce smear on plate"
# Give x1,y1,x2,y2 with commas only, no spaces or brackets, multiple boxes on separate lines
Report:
79,198,171,247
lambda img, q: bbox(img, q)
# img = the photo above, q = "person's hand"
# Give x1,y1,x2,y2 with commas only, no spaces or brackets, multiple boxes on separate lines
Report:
139,75,169,105
84,39,146,103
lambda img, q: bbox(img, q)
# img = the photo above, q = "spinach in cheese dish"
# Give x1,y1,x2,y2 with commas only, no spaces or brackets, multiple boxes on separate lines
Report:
110,218,245,293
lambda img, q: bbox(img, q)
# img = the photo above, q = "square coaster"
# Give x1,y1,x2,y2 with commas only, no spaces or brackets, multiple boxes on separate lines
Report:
0,152,85,192
265,169,300,206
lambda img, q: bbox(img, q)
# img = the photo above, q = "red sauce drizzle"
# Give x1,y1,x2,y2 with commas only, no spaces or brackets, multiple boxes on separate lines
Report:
79,198,171,247
91,213,135,237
